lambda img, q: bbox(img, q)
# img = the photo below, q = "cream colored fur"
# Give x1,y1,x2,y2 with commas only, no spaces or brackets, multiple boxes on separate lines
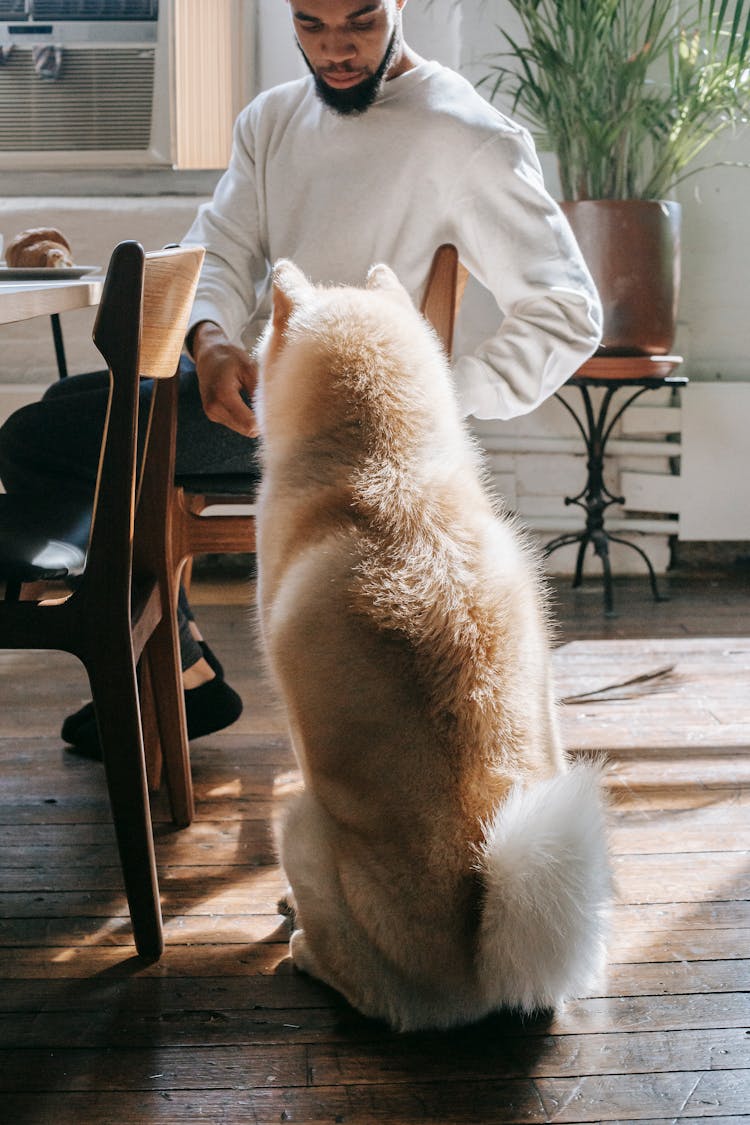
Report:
255,260,610,1031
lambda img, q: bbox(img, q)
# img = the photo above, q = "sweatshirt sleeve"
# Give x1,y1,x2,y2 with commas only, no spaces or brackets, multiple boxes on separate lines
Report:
450,129,602,420
182,104,268,344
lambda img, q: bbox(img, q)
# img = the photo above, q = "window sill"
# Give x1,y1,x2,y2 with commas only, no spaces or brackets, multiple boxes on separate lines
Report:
2,168,223,198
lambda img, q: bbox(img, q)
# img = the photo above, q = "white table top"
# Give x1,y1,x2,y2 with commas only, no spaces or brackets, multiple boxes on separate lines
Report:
0,277,103,326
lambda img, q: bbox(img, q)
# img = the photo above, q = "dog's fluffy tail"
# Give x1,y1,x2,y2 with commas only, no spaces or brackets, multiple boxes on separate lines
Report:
476,760,611,1015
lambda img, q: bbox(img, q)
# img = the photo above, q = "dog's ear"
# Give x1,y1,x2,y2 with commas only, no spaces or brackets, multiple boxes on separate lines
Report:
272,259,312,332
366,263,412,307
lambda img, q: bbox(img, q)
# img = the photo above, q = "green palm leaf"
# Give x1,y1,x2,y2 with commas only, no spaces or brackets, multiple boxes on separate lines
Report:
477,0,750,198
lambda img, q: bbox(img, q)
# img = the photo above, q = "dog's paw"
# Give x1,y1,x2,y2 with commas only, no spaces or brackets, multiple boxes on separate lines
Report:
277,887,297,924
290,928,318,977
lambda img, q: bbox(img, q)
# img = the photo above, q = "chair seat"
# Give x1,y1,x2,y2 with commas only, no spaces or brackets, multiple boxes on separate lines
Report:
0,495,90,582
175,472,260,497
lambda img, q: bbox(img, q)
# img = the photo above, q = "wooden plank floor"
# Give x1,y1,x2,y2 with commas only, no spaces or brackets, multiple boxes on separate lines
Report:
1,570,748,1123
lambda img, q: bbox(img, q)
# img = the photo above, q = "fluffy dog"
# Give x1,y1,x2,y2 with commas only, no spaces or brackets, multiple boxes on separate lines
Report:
254,260,610,1031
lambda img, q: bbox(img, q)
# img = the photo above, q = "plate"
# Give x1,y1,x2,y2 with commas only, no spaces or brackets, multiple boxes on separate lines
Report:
0,264,100,281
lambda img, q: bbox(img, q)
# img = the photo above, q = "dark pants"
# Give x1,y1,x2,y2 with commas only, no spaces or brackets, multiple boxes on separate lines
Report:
0,357,261,670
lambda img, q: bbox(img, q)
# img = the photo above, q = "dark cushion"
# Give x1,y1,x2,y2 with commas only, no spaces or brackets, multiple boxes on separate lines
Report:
0,496,91,583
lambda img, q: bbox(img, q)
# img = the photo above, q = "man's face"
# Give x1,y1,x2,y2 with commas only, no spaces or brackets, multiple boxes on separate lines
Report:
289,0,406,115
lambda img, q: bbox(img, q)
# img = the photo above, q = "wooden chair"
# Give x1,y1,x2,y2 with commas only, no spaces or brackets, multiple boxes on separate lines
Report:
0,241,204,959
421,241,469,360
171,243,469,593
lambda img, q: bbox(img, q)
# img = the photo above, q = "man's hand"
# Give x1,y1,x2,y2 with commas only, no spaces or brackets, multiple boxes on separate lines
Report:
191,321,260,438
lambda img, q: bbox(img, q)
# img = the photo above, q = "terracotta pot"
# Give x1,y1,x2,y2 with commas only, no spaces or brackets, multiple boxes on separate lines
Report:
561,200,681,356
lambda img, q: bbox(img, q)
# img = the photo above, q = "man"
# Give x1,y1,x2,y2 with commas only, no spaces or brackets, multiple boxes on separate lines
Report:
0,0,601,757
186,0,601,442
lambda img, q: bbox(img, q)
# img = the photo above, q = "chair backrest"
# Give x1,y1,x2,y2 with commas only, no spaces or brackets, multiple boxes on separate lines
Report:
420,243,469,359
86,242,204,591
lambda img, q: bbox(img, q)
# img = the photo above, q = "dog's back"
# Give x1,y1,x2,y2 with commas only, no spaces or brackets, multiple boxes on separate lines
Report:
256,261,610,1030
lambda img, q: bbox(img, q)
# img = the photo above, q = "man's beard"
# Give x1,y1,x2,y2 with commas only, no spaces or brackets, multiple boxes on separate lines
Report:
298,29,399,116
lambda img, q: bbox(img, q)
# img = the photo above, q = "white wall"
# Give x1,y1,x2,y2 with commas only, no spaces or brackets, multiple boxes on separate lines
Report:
680,384,750,538
674,134,750,381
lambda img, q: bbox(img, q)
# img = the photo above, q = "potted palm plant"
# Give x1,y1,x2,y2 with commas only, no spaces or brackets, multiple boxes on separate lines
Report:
479,0,750,354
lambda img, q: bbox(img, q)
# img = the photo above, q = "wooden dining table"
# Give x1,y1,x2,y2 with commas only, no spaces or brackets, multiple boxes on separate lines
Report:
0,276,103,325
0,275,104,378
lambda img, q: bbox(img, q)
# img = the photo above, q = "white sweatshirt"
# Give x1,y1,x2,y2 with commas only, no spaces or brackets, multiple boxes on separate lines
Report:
185,60,602,420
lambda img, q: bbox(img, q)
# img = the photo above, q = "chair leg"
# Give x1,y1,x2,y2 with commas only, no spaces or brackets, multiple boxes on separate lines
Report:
86,653,164,960
181,555,194,596
143,613,195,829
138,655,164,794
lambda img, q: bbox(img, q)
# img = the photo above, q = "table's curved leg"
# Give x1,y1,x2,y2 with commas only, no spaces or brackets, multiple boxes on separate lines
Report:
543,531,584,557
50,313,69,380
590,529,615,615
572,534,590,589
543,366,685,614
605,532,670,603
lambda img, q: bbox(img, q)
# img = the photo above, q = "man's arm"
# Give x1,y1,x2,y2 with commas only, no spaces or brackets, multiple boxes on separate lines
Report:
190,320,259,438
182,103,267,435
450,128,602,421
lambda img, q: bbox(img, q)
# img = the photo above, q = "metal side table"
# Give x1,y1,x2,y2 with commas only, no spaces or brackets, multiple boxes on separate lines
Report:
543,355,687,615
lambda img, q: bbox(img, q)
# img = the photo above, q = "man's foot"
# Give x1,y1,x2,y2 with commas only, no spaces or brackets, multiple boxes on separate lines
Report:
62,654,242,760
61,641,225,745
197,639,224,680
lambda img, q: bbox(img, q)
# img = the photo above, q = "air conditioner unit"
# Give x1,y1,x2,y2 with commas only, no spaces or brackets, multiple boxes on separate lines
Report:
0,0,242,170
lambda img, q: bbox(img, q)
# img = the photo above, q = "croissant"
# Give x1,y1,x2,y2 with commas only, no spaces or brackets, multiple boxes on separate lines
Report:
6,227,74,269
